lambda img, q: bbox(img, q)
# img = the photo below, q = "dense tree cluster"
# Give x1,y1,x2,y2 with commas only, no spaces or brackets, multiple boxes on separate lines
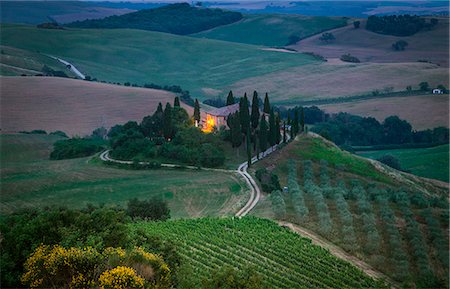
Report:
366,15,438,36
311,113,449,146
67,3,243,35
392,40,408,51
340,53,360,63
50,137,106,160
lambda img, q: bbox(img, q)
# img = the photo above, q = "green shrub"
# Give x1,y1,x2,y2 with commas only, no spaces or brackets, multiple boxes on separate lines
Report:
126,197,170,221
50,137,106,160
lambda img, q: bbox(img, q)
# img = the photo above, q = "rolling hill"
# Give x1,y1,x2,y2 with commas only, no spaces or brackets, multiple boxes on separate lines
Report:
249,134,449,287
289,18,449,66
193,14,348,47
66,3,243,35
1,77,187,136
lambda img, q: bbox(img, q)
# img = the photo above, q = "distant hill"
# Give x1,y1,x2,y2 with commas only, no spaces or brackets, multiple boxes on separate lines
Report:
66,3,243,35
194,14,347,47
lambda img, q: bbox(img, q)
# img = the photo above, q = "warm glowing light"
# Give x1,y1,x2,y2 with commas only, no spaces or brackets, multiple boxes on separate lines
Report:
202,114,216,133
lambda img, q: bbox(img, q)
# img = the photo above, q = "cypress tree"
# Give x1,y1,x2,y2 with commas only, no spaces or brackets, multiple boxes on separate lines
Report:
251,91,260,130
193,99,201,126
287,113,291,126
156,102,163,114
230,112,242,149
283,121,287,143
174,97,180,107
292,108,299,137
239,94,250,135
263,93,270,114
226,90,235,105
246,126,252,167
259,115,268,154
275,114,281,144
300,107,305,132
268,109,276,146
163,103,173,140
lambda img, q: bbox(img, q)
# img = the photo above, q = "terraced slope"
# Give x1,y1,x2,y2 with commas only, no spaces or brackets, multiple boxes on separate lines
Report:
130,217,387,288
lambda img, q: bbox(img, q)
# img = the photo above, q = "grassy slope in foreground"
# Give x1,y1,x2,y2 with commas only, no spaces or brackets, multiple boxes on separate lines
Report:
129,217,385,289
358,144,449,183
194,14,347,47
0,134,247,217
0,24,316,99
0,76,186,136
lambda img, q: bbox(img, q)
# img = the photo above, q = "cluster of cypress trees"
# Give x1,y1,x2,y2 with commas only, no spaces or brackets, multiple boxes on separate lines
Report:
226,91,283,166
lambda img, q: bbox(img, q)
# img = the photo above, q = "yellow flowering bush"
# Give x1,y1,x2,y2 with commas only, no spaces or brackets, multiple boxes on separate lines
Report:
22,245,172,289
98,266,145,289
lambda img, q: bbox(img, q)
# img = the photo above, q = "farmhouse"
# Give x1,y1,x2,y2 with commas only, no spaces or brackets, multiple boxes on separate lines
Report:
203,103,240,132
432,88,444,94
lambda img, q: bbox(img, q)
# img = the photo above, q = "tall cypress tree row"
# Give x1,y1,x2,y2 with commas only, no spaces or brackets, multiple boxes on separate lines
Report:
259,115,268,154
287,114,291,126
193,99,201,126
275,114,281,144
239,94,250,135
283,121,287,143
251,91,260,130
174,97,180,107
300,107,305,132
263,93,271,114
230,112,242,149
226,90,235,105
163,102,173,140
268,109,276,147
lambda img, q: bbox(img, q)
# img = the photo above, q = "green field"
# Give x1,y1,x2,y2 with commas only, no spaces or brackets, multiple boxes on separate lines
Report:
249,135,449,286
194,14,347,47
0,134,247,217
0,24,316,99
358,145,449,183
130,217,385,288
0,45,77,77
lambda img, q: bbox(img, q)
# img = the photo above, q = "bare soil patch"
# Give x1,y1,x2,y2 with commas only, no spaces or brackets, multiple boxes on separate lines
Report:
1,77,191,136
319,94,449,130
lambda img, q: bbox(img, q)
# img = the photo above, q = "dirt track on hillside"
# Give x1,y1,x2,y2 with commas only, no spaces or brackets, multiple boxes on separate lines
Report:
1,77,191,136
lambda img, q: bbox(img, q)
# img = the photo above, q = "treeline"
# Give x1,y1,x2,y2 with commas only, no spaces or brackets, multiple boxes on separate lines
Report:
366,15,438,36
67,3,243,35
310,112,449,147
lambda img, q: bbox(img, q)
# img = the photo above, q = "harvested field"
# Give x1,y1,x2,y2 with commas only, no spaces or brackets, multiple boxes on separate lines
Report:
289,18,449,66
319,94,449,130
0,76,189,136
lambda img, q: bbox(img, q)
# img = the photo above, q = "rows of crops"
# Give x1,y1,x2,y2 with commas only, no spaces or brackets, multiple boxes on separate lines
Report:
278,159,449,286
130,217,386,289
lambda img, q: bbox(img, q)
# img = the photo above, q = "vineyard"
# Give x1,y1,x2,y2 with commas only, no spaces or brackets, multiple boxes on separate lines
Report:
129,217,387,289
267,157,449,287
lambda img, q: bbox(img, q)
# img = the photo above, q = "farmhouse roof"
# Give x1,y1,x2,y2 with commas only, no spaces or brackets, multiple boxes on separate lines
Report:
207,103,240,117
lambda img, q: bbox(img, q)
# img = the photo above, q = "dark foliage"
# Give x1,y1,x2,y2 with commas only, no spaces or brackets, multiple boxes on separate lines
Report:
67,3,243,35
49,130,68,138
0,206,129,287
50,137,106,160
353,20,360,29
255,168,281,193
19,129,47,134
366,15,437,36
203,97,226,108
37,22,64,29
377,154,402,170
126,197,170,221
392,40,408,51
319,32,335,42
340,53,360,63
42,65,68,78
286,34,301,45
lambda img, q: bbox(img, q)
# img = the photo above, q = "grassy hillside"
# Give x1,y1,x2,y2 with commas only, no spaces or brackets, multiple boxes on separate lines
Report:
130,217,385,288
0,45,77,77
1,77,185,136
67,3,243,35
359,145,449,183
320,93,449,130
290,18,449,66
0,24,316,99
194,14,347,47
250,134,449,286
0,133,247,217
